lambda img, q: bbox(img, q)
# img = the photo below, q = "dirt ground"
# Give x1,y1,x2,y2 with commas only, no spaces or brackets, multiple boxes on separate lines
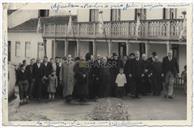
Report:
8,89,186,121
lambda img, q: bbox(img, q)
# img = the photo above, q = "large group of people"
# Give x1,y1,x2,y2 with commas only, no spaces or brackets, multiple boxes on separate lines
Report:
15,50,185,105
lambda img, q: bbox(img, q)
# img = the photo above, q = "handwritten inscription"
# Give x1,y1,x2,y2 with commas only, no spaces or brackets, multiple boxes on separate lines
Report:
51,3,190,12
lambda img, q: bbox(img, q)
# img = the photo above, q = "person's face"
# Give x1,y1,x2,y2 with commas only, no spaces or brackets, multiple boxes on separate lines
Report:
37,59,40,63
103,58,107,63
135,52,140,58
50,59,54,63
130,55,135,59
44,58,48,62
142,55,147,61
30,59,35,65
168,51,173,58
119,69,124,74
114,56,118,60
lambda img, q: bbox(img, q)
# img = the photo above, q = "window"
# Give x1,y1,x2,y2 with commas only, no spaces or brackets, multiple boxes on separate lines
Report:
89,9,99,22
38,10,49,17
15,41,21,57
38,42,44,59
110,9,121,21
135,9,146,20
163,8,167,19
25,42,31,58
169,9,177,19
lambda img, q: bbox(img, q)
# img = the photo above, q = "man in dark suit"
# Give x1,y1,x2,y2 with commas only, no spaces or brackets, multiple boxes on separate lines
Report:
41,56,53,98
129,51,144,98
25,58,35,99
32,58,44,100
162,50,179,99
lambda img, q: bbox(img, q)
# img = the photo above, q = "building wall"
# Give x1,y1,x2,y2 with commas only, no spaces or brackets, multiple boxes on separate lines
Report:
49,9,77,16
96,42,108,57
8,32,45,65
146,8,163,19
8,10,38,28
79,41,89,58
121,9,135,21
77,9,90,22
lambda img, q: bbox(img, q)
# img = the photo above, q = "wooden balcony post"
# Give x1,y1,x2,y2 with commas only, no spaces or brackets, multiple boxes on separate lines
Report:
166,20,171,39
64,39,69,57
108,40,112,57
126,41,129,56
76,39,80,57
93,40,96,57
166,41,172,55
77,23,80,36
145,42,150,57
43,38,47,57
93,23,96,36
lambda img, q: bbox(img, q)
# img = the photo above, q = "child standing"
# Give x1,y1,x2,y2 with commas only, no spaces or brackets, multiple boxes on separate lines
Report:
17,64,29,105
48,72,58,100
115,68,127,98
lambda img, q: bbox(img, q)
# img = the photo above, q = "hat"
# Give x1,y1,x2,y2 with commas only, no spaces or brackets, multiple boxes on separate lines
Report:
112,53,117,56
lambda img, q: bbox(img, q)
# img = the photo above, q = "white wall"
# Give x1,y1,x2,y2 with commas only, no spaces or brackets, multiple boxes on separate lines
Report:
147,8,163,19
49,9,77,16
77,9,90,22
8,32,44,65
121,9,135,21
96,42,108,57
8,10,38,28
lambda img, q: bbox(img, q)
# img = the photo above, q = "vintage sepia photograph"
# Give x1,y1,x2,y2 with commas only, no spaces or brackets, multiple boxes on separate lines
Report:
2,2,193,127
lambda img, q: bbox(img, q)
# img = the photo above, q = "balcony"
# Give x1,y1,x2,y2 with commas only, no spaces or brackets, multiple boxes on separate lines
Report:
43,19,186,42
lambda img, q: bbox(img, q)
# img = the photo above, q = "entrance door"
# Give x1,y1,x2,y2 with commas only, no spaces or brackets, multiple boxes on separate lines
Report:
172,44,179,61
118,42,126,57
55,41,65,58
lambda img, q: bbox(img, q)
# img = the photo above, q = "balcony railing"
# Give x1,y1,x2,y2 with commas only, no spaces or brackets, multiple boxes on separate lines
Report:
43,19,186,41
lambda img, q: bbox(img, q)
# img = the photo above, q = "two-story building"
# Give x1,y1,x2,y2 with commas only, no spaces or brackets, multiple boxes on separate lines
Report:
8,8,187,72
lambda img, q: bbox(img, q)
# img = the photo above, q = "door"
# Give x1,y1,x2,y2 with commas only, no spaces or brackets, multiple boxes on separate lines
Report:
118,42,126,58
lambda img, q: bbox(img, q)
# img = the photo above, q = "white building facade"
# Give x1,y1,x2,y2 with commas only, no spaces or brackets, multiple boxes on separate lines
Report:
8,8,187,73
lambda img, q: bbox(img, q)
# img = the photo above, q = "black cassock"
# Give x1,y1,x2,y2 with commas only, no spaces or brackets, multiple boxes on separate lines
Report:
41,62,53,98
73,60,89,101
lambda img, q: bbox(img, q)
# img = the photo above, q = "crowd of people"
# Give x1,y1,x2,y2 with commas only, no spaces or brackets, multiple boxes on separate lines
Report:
15,50,186,105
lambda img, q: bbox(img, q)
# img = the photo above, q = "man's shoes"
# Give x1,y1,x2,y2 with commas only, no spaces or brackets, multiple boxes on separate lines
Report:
168,96,174,99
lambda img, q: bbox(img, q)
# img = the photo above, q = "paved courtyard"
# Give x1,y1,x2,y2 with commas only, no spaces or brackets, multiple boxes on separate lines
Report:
8,89,186,121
